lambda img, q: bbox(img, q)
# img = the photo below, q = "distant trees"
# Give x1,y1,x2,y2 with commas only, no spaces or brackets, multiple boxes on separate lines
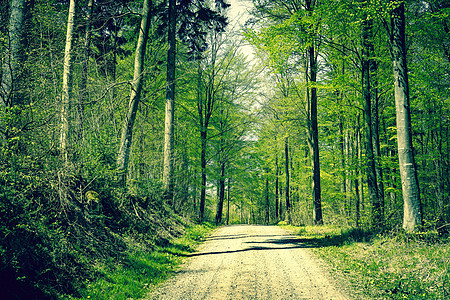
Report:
247,0,324,225
244,0,447,231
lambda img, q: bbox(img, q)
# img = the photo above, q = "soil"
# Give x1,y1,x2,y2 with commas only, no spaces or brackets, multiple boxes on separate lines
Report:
147,225,349,299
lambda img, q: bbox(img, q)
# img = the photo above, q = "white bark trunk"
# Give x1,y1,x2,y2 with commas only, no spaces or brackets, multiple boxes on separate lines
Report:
60,0,76,166
163,0,176,199
116,0,151,182
391,1,422,232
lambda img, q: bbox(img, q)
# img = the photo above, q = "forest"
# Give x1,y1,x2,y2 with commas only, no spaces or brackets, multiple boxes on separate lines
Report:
0,0,449,298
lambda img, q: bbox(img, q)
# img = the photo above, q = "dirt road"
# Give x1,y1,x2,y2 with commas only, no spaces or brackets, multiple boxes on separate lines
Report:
148,225,348,299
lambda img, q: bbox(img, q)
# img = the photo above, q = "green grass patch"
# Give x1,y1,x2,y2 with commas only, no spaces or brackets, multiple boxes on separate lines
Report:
281,225,450,299
66,223,214,300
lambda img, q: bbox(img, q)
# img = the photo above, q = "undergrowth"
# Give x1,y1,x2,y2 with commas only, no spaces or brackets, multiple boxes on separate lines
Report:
282,224,450,299
0,155,213,299
66,223,214,300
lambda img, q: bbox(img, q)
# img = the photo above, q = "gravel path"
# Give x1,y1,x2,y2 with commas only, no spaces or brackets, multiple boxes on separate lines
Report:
148,225,348,300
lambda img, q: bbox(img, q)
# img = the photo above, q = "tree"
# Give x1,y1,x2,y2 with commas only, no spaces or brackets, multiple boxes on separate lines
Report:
284,136,291,220
162,0,176,202
60,0,76,167
390,0,422,231
1,0,25,108
161,0,230,212
305,0,323,224
116,0,151,184
361,4,383,226
77,0,94,142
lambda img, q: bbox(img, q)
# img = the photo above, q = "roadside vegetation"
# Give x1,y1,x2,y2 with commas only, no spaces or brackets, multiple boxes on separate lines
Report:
282,224,450,299
66,223,213,300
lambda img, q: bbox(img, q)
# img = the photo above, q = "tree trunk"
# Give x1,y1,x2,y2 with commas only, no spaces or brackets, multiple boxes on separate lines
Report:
373,86,385,207
1,0,25,108
215,159,226,225
116,0,151,184
265,169,270,224
279,182,283,219
200,129,207,221
390,1,422,231
275,154,279,221
77,0,94,142
310,47,322,225
284,137,291,221
304,0,323,225
339,118,346,198
163,0,176,202
355,115,362,227
226,178,230,225
60,0,76,167
362,15,383,227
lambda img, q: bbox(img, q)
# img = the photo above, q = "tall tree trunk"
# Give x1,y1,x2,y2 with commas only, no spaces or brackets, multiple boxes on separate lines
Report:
116,0,151,184
355,115,362,227
226,178,230,225
275,154,279,221
372,82,385,208
197,60,209,222
279,182,283,219
390,1,422,231
77,0,94,142
265,169,270,224
310,53,323,225
60,0,76,167
163,0,176,202
339,118,346,197
1,0,25,108
304,0,323,225
362,15,383,227
199,128,207,221
215,156,226,224
284,137,291,221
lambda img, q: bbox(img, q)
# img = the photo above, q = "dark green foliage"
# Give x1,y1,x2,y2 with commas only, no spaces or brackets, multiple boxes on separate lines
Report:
0,125,186,298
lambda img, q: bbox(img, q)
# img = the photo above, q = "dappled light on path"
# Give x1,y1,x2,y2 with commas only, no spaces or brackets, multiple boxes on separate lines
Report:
148,225,348,299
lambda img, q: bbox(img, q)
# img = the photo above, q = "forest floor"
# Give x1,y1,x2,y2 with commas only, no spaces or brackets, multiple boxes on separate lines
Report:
146,225,349,299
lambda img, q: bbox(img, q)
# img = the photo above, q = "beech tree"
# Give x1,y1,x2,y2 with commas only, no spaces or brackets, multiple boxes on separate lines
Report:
389,0,422,231
116,0,151,184
162,0,176,201
361,2,383,226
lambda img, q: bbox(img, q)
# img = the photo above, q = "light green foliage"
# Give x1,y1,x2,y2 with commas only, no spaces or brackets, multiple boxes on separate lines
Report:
319,234,450,299
282,224,450,299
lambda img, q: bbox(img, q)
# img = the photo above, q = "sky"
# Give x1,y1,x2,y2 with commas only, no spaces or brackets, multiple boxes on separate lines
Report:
226,0,255,61
227,0,252,27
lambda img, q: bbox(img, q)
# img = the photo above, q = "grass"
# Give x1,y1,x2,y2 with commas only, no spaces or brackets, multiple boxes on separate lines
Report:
65,223,214,300
281,225,450,299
